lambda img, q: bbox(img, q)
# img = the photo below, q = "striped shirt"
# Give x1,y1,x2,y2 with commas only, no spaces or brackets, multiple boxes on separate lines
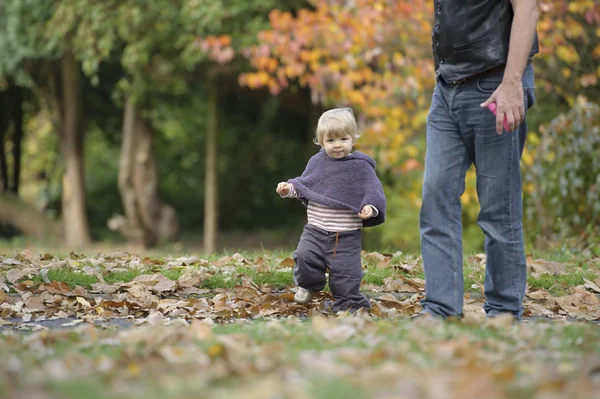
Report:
282,184,378,232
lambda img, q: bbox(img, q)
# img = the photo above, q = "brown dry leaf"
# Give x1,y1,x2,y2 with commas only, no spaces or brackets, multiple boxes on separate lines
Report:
527,257,568,278
133,273,166,286
24,295,46,312
583,278,600,293
141,257,165,266
555,287,600,320
382,277,419,293
467,253,487,266
152,278,176,293
524,302,559,317
90,282,120,294
176,272,202,289
393,262,420,275
2,257,23,266
278,257,295,268
143,311,166,325
41,281,72,295
214,256,233,267
364,252,387,266
526,290,552,301
76,297,92,308
6,268,37,284
177,256,201,266
16,249,35,261
232,253,248,264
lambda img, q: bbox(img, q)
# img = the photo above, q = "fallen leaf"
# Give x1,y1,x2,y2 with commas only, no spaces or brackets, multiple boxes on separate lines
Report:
527,258,568,278
6,268,36,284
583,278,600,293
278,257,295,268
76,297,92,308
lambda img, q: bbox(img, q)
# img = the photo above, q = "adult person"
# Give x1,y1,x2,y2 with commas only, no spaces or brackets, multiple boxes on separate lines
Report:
419,0,539,319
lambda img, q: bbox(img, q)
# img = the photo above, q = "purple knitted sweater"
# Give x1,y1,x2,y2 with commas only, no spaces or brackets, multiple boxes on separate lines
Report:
288,148,386,228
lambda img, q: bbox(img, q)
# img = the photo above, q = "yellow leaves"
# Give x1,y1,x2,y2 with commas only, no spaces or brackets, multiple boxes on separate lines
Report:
207,342,225,359
564,17,586,39
404,145,418,158
556,45,580,64
127,362,141,376
561,67,572,79
392,51,404,66
243,0,435,167
347,90,367,108
239,71,271,89
521,149,534,167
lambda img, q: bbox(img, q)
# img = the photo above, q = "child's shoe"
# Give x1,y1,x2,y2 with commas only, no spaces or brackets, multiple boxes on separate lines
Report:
294,287,314,304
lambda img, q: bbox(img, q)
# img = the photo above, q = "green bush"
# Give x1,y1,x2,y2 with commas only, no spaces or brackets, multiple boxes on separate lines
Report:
524,101,600,249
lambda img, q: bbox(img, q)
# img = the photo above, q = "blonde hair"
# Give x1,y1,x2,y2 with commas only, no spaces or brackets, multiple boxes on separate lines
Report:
314,107,359,145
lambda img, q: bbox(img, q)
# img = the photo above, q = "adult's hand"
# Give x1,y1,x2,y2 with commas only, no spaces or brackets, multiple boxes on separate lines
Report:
480,79,524,135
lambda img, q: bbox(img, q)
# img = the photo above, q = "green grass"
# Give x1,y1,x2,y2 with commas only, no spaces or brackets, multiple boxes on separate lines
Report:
104,269,143,284
8,250,600,297
2,318,599,399
200,273,239,289
30,268,99,289
362,266,397,285
527,270,598,296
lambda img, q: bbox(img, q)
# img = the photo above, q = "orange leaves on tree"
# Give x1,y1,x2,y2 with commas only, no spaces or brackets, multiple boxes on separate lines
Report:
196,35,235,65
240,0,435,170
537,1,600,104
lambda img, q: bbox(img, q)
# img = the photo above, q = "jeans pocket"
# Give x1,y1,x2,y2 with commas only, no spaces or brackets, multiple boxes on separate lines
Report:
476,76,502,94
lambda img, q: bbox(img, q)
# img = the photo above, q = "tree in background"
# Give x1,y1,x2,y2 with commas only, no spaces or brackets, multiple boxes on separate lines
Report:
241,0,433,172
241,0,440,249
536,1,600,106
243,0,600,251
0,0,90,247
48,0,305,251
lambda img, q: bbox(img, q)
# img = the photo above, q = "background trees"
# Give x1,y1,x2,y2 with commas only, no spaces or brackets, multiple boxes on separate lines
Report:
0,0,598,253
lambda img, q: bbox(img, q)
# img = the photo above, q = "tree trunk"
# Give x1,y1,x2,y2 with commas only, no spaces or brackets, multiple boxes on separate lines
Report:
116,96,145,244
115,96,178,248
0,90,11,193
0,194,60,243
59,52,91,248
12,86,23,194
203,83,218,254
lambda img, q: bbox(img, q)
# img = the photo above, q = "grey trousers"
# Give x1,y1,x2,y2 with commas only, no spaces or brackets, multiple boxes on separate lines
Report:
293,224,371,312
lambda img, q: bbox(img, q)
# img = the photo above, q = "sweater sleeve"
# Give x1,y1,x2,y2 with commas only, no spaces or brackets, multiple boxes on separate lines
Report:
287,152,320,207
361,167,386,227
280,183,299,199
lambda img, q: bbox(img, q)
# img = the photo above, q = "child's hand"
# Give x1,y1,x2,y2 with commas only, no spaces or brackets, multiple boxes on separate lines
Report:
358,206,374,220
276,182,290,196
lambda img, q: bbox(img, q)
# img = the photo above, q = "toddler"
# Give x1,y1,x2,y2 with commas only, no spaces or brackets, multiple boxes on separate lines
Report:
276,107,386,313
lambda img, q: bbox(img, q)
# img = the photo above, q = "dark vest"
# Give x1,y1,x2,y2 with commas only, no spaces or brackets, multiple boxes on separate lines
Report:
432,0,539,83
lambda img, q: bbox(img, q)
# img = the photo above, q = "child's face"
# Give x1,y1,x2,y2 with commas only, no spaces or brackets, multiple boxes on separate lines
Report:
322,133,353,159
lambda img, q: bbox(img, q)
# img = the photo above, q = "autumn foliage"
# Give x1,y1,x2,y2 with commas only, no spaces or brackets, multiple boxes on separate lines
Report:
536,1,600,104
240,0,435,173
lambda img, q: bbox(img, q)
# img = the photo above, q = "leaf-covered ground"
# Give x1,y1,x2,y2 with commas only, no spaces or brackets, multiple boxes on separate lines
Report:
1,250,599,324
1,316,599,398
1,250,599,398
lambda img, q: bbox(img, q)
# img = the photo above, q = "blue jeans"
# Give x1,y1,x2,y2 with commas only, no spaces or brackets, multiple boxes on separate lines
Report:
419,64,535,318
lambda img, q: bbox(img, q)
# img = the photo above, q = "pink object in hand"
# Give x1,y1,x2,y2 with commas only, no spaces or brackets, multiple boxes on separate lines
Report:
487,102,510,132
